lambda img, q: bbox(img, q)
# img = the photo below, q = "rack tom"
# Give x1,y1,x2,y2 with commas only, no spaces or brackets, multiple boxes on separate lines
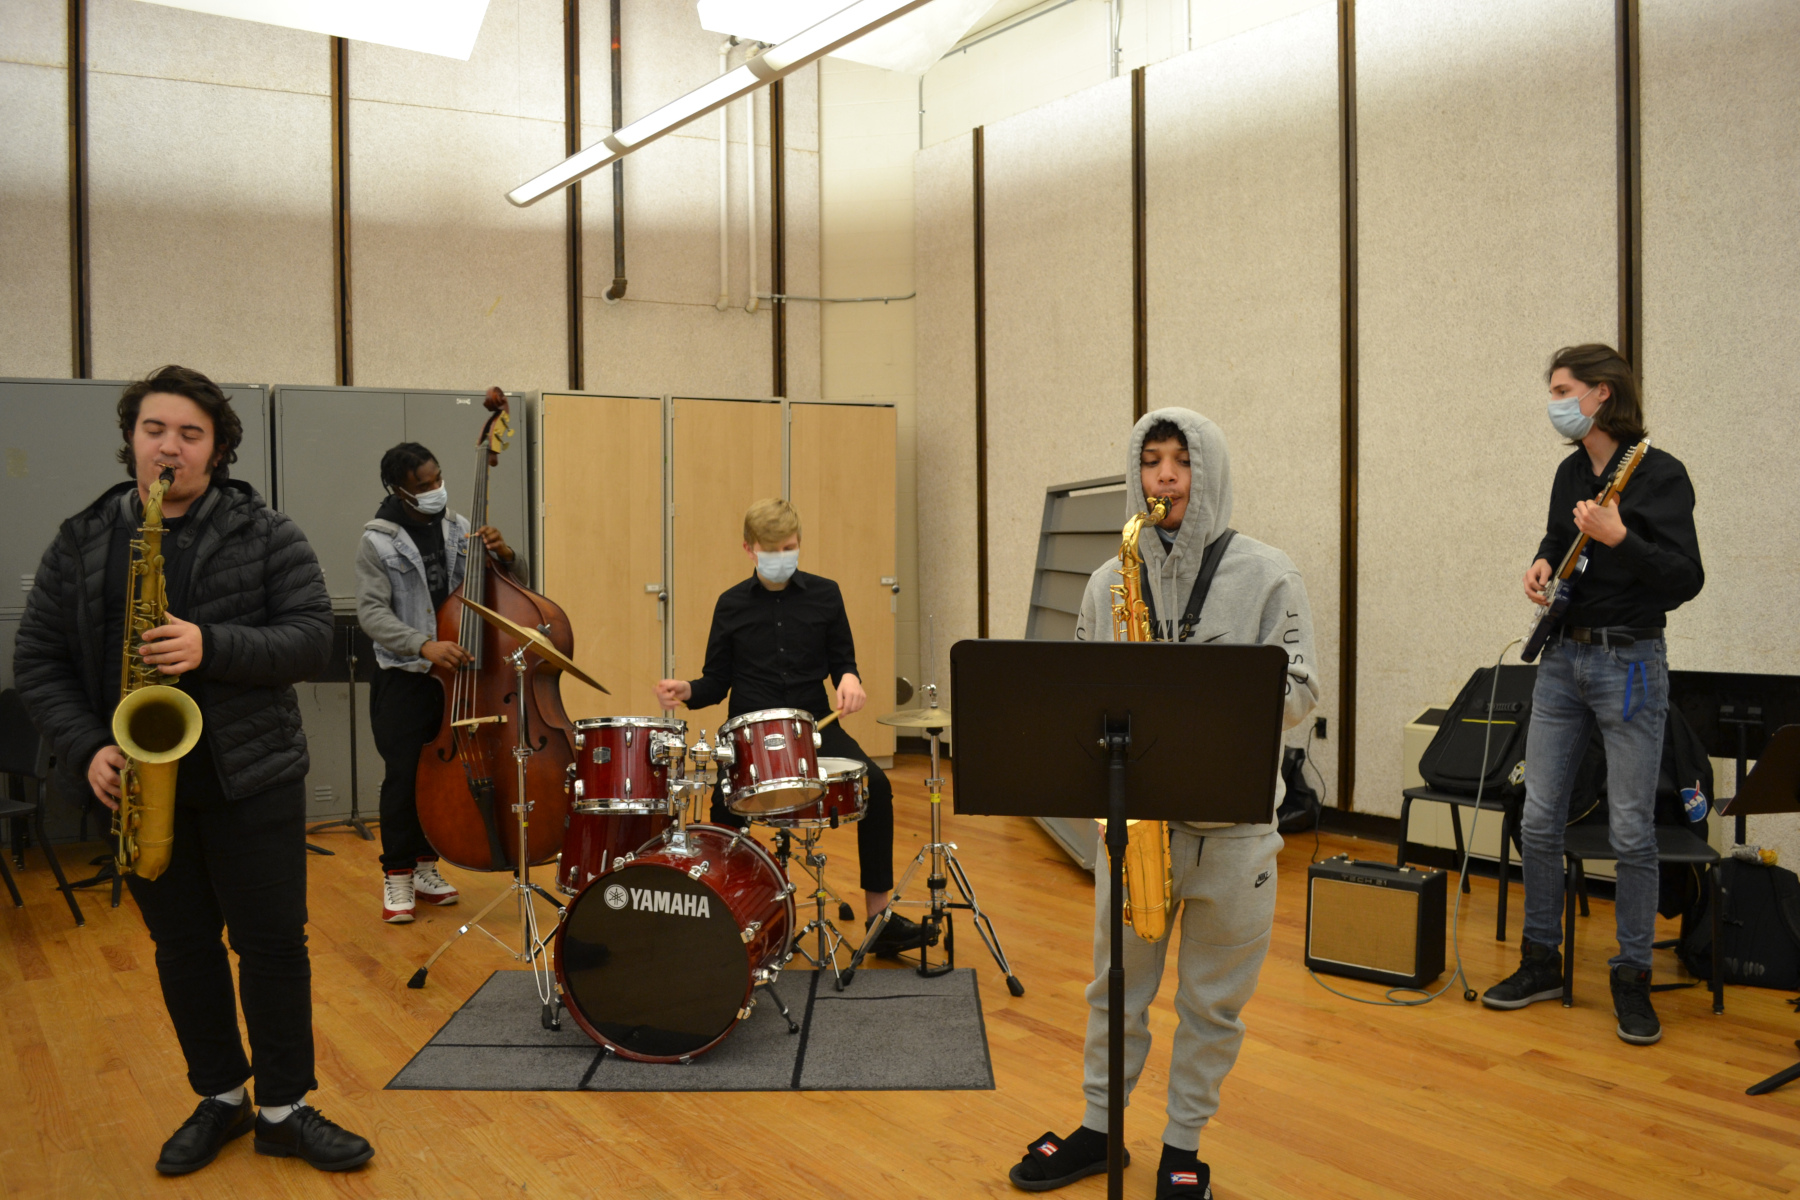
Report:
570,716,686,814
755,756,868,830
716,708,825,816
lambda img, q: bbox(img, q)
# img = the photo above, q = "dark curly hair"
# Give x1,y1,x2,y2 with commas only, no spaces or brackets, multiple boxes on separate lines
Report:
379,442,439,491
116,365,242,479
1141,418,1187,450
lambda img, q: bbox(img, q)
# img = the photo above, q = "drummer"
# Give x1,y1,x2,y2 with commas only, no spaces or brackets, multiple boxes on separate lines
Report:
655,498,931,958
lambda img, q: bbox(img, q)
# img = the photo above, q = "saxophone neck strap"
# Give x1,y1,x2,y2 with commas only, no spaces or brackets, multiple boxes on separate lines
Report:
1139,528,1237,643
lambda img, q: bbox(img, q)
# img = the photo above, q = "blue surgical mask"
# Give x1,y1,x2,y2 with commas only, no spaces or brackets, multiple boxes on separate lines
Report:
1547,387,1597,439
756,548,799,584
402,484,449,515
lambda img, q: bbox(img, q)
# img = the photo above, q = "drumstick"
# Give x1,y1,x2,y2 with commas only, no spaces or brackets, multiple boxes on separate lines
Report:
816,710,841,731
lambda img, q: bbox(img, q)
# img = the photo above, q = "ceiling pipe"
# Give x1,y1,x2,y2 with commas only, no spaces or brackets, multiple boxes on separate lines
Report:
717,38,734,311
602,0,627,303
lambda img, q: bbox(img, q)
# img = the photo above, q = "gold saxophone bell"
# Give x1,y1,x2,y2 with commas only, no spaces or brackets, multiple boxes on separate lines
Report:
1102,493,1177,943
113,685,203,882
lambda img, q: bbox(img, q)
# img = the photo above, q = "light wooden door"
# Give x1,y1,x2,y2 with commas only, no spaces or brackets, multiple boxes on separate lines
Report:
671,398,784,725
541,394,665,721
789,403,897,757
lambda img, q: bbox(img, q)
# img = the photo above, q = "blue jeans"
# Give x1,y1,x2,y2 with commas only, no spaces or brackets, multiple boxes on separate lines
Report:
1520,636,1667,970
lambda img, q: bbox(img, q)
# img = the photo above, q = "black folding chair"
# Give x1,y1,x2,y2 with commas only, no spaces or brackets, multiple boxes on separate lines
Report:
0,689,85,927
1561,824,1722,1013
1397,786,1521,941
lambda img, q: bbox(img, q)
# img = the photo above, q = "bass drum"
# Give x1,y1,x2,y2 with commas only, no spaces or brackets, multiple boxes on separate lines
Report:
555,824,795,1062
556,808,669,897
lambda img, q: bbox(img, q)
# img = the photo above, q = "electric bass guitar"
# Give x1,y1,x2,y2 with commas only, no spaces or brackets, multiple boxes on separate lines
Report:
1520,438,1650,663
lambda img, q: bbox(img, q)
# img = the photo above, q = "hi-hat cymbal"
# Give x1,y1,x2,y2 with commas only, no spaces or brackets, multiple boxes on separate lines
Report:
452,594,610,694
876,705,952,730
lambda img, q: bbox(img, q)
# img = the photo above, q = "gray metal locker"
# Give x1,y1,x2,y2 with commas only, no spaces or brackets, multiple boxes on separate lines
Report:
271,386,528,608
1,377,270,621
0,376,270,841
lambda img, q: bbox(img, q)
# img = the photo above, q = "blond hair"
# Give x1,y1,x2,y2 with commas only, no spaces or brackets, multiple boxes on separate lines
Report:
743,497,801,547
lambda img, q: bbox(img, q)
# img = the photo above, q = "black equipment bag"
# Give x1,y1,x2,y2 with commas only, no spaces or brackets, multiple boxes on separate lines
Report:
1678,859,1800,989
1418,665,1536,795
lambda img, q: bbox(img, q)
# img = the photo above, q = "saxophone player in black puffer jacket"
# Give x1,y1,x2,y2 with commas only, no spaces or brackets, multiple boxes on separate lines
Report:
13,365,373,1176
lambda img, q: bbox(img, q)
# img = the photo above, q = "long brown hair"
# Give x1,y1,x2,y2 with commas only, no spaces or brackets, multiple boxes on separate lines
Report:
1547,344,1645,444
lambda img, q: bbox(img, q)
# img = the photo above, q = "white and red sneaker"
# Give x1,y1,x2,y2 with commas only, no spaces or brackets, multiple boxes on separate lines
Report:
413,859,459,906
382,870,416,923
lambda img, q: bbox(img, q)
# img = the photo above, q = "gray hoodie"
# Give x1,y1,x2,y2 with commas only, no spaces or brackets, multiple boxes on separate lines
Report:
1075,407,1321,835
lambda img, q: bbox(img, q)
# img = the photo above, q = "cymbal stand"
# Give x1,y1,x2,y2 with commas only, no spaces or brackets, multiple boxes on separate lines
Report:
840,719,1024,996
766,826,847,987
407,645,562,1031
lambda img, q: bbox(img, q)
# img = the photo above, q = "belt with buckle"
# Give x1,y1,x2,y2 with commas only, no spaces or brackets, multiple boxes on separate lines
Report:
1560,625,1664,647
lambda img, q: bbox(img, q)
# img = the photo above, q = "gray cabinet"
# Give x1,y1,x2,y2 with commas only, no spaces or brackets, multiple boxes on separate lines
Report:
1,377,269,619
272,386,529,608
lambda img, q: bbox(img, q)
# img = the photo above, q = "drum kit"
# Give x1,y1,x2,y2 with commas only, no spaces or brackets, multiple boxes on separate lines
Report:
409,596,1019,1063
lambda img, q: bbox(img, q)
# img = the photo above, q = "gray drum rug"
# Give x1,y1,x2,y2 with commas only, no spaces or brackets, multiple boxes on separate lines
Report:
387,967,995,1093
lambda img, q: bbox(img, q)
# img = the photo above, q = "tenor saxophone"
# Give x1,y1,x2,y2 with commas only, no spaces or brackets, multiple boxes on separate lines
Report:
112,467,203,881
1106,495,1175,942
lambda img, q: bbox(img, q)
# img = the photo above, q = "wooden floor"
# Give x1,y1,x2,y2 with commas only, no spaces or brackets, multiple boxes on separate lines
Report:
3,756,1797,1199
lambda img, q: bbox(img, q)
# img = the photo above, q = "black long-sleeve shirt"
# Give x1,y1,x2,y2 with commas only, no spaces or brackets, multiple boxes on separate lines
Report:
1533,442,1703,629
685,571,860,720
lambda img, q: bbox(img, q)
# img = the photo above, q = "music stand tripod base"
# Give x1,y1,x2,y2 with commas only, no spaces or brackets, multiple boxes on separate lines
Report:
840,715,1023,996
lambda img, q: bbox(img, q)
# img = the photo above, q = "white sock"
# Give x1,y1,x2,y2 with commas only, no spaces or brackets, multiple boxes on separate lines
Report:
212,1086,246,1106
259,1097,308,1123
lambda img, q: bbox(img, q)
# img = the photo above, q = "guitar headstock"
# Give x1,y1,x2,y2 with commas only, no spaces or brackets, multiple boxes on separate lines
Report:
1604,438,1651,501
480,387,513,467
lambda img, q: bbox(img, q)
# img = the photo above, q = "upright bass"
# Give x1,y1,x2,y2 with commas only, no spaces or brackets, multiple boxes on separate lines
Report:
414,389,578,871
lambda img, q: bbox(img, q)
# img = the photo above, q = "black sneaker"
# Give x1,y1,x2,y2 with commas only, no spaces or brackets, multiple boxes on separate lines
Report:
1008,1128,1126,1192
868,912,933,957
1610,965,1663,1045
1156,1147,1212,1198
1481,939,1564,1009
155,1096,254,1175
254,1106,375,1171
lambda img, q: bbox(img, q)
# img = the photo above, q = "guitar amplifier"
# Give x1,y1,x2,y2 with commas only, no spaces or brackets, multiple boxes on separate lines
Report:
1305,856,1445,988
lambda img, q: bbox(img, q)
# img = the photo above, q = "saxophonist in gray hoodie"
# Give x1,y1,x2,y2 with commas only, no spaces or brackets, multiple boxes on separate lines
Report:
1009,408,1320,1200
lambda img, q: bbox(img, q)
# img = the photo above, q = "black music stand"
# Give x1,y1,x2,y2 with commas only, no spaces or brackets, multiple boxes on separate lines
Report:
306,617,379,844
1716,725,1800,1096
1670,671,1800,845
951,639,1289,1200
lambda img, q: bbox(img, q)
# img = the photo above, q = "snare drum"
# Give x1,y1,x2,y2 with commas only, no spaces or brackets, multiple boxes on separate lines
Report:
717,707,825,816
555,808,669,896
570,716,686,814
554,823,795,1062
756,756,868,829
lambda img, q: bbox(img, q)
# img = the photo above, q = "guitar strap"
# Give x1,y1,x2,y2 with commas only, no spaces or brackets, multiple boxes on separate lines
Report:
1140,529,1237,643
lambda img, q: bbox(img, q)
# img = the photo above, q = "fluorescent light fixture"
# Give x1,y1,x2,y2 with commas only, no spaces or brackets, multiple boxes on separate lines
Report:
698,0,994,75
132,0,491,61
507,0,936,208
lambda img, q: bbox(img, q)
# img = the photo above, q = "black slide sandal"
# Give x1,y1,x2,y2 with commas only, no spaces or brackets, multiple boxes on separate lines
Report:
1008,1131,1129,1192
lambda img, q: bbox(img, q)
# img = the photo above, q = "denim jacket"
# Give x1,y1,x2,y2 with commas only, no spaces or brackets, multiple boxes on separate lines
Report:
355,513,470,672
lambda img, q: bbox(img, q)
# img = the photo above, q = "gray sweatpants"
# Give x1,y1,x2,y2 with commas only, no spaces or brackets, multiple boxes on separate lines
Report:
1081,826,1280,1151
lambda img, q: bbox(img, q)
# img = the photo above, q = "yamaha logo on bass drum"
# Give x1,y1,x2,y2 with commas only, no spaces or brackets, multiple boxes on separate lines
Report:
603,885,714,919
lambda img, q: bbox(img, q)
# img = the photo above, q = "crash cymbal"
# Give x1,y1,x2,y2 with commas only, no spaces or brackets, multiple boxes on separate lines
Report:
452,594,610,694
876,706,952,730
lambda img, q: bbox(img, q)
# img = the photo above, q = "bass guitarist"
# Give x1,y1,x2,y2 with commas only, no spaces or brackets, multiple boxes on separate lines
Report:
1481,344,1703,1045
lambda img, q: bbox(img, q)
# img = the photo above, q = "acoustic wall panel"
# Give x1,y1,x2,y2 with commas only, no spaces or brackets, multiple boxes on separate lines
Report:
1145,5,1342,771
1642,0,1800,863
1354,0,1617,816
349,100,566,391
983,75,1135,641
913,133,978,711
86,1,334,384
0,1,71,377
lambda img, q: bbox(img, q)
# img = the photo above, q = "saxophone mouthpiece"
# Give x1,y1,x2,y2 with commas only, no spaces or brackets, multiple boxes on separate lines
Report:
158,466,176,485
